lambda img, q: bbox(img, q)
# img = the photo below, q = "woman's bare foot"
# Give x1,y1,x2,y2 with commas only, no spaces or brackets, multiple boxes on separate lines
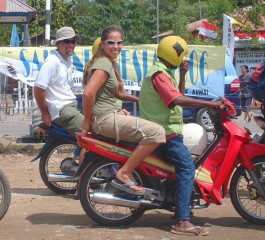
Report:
116,170,144,191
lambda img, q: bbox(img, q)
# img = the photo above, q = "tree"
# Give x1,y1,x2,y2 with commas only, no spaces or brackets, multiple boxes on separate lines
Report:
0,0,264,46
204,0,265,45
74,0,157,45
27,0,79,42
0,25,14,47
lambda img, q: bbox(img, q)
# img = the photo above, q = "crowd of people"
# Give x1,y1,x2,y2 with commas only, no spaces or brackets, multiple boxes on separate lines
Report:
33,25,265,237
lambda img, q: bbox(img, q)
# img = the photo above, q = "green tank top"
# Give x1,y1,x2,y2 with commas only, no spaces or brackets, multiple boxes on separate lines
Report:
87,57,120,117
139,61,183,135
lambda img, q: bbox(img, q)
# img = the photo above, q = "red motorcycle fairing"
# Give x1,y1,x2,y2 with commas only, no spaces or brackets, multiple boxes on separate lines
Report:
77,132,176,180
194,120,255,205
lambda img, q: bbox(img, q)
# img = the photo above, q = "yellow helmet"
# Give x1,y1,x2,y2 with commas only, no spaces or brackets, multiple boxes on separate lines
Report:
92,37,101,55
157,36,188,67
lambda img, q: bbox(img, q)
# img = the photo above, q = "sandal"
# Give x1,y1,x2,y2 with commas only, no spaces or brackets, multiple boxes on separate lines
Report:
171,225,209,236
111,179,146,196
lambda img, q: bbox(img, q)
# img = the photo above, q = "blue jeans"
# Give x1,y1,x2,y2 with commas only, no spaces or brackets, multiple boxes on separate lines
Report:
160,135,195,221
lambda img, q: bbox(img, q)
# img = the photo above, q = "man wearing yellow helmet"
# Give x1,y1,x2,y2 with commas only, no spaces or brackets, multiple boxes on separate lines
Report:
140,36,224,236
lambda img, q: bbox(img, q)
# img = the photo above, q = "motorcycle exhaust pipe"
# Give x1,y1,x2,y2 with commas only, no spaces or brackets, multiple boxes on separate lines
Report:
48,173,79,182
90,192,162,208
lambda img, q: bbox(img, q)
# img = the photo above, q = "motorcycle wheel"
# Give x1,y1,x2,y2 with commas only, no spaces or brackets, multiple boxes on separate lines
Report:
0,169,11,220
39,140,78,194
79,158,146,226
230,158,265,225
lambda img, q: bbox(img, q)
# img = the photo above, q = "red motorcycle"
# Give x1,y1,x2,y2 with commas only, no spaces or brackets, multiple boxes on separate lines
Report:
75,97,265,226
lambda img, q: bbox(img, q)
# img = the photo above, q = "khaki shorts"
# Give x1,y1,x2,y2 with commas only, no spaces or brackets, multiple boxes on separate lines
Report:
53,101,84,137
91,111,166,145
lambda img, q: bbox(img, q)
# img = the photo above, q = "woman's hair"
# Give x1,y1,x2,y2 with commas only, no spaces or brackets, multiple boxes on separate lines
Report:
83,25,126,98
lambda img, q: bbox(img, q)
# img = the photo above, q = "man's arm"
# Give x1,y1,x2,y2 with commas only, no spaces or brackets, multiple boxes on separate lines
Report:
152,72,223,109
169,95,221,109
34,86,52,126
178,60,189,94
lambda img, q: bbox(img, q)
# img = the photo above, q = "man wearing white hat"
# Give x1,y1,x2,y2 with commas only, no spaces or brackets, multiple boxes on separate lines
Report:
34,27,85,159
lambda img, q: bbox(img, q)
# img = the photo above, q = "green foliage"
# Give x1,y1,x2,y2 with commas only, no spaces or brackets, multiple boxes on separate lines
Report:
0,25,13,46
206,0,237,23
0,0,264,47
74,0,156,45
27,0,79,39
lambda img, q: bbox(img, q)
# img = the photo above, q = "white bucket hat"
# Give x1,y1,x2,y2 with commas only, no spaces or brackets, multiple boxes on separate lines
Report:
50,27,81,45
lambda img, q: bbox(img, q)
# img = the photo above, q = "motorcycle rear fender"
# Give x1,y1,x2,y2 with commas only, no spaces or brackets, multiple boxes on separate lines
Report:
31,136,61,162
32,124,77,162
76,151,98,177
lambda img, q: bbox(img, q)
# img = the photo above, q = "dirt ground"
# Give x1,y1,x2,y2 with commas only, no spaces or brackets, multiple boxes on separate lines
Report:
0,148,264,240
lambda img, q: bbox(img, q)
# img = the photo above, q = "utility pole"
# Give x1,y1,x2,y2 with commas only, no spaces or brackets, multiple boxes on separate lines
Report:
22,0,32,112
199,0,202,19
156,0,159,43
23,0,31,46
45,0,51,46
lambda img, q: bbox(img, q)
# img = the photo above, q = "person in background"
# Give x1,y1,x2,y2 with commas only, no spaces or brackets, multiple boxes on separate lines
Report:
81,25,166,194
239,65,252,123
251,58,265,116
34,26,86,162
139,36,224,236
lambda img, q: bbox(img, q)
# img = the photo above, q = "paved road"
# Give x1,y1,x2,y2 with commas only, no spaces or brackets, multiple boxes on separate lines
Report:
0,112,32,138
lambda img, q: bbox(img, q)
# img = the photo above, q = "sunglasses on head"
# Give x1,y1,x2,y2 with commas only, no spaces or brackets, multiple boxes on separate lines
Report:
63,39,77,44
104,40,123,45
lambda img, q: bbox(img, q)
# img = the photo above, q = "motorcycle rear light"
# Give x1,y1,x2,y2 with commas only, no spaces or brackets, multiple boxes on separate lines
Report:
230,79,240,91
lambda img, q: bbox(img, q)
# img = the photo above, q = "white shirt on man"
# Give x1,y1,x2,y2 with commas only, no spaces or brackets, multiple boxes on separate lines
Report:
34,50,76,120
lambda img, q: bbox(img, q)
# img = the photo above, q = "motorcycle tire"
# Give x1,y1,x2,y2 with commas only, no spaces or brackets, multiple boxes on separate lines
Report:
0,169,11,220
39,140,78,194
230,157,265,225
79,158,147,226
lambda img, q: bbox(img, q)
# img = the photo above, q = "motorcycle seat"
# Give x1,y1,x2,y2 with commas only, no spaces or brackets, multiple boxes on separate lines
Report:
90,130,164,159
90,130,138,148
38,122,77,143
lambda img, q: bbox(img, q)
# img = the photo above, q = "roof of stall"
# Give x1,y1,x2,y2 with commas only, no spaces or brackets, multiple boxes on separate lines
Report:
0,0,37,23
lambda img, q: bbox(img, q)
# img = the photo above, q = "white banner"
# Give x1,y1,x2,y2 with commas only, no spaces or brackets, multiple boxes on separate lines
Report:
223,14,244,62
0,45,226,98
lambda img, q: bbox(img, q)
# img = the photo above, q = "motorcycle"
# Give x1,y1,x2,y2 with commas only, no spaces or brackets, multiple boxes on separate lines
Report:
0,168,11,220
32,123,82,194
73,97,265,226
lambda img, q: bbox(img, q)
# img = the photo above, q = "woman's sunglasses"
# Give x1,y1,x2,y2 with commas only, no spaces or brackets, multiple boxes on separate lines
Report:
63,39,77,44
104,40,123,45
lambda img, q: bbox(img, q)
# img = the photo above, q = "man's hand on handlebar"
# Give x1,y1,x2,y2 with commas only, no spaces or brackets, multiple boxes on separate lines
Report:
210,101,225,111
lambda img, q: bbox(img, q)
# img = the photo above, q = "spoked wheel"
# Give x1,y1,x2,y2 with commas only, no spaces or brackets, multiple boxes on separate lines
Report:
230,158,265,224
79,159,146,226
0,169,11,220
39,140,79,194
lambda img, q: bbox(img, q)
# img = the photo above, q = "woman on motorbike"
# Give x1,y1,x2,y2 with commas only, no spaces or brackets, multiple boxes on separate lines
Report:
81,25,166,194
